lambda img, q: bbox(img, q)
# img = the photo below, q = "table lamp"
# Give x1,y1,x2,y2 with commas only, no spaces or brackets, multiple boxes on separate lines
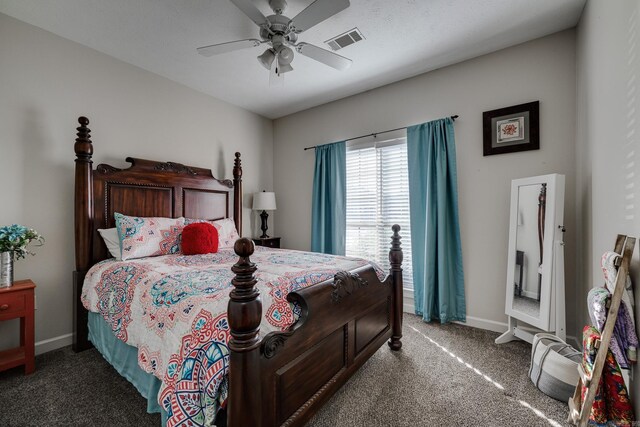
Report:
252,191,277,238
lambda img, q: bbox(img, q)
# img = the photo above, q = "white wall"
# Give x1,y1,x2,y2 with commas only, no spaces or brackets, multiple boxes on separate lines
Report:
576,0,640,412
0,13,273,353
273,30,577,334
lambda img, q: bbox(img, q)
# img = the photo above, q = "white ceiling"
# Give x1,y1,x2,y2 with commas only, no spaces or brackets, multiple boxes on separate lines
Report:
0,0,586,119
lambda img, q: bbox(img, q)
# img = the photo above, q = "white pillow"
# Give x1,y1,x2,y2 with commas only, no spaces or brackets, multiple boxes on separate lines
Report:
98,228,121,260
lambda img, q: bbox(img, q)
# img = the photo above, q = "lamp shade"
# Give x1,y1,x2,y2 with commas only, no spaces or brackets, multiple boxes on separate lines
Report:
257,49,276,70
253,191,277,211
276,63,293,74
277,46,294,65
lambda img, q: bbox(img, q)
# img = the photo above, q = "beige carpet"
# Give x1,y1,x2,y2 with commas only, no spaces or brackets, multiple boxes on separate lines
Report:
0,314,570,426
309,314,569,426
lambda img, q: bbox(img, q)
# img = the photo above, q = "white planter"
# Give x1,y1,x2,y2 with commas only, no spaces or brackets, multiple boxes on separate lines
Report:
0,251,14,287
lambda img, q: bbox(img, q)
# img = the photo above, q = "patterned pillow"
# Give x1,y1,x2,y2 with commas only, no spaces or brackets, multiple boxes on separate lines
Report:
184,217,240,248
115,213,185,261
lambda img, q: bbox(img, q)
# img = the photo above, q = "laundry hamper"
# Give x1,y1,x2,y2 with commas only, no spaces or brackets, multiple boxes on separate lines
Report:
529,333,582,402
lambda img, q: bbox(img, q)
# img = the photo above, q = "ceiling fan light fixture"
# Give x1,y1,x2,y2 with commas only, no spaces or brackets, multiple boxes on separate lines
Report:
257,48,276,70
276,63,293,74
277,46,294,65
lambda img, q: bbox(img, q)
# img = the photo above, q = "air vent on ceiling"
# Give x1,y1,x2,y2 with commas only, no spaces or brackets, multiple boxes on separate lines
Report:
325,28,365,51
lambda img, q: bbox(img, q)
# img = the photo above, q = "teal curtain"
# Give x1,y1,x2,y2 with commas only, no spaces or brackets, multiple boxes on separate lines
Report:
407,118,466,323
311,141,346,255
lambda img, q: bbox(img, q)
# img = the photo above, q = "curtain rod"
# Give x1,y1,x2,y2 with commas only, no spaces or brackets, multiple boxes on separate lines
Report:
303,115,459,151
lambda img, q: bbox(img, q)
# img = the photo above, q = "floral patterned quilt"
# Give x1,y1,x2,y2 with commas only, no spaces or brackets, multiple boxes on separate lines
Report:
82,247,384,427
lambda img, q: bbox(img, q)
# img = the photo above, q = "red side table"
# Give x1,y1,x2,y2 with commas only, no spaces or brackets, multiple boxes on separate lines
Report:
0,279,35,374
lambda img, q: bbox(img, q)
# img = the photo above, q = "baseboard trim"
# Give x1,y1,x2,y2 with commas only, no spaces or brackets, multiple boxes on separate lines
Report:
455,316,508,333
454,316,580,349
35,333,73,355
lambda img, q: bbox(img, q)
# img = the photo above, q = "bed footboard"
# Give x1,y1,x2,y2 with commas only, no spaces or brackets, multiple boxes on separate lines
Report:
227,226,404,427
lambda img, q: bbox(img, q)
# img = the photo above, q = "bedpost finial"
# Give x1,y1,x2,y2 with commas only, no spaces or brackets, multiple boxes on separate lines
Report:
389,224,403,271
234,237,254,258
75,116,93,159
233,152,242,177
229,237,261,351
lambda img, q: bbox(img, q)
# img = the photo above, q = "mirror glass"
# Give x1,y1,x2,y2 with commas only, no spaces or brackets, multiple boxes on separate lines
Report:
511,183,546,320
502,173,565,338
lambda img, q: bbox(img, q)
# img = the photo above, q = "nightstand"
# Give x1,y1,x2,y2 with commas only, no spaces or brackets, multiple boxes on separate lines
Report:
0,279,35,375
252,237,281,249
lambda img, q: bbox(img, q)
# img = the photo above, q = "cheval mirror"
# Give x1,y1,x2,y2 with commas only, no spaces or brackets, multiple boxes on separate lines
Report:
495,174,566,344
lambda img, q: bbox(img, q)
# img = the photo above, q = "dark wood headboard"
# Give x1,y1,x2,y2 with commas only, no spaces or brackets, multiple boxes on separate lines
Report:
72,116,242,351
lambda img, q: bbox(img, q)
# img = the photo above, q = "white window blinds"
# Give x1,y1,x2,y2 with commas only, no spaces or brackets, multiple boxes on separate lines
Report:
346,138,413,290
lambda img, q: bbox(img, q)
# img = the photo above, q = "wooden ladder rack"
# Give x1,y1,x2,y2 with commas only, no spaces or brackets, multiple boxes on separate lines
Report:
568,234,636,426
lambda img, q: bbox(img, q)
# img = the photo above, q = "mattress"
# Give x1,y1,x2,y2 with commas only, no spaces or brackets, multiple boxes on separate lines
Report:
82,246,384,427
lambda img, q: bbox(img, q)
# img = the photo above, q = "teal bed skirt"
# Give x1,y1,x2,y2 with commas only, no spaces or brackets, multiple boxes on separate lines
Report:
88,312,168,425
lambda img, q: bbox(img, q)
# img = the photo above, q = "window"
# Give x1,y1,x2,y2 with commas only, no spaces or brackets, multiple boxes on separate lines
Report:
346,138,413,290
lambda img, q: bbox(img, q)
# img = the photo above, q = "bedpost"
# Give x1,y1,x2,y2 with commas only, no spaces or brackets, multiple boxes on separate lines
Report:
233,152,243,236
388,224,403,351
73,116,94,352
227,238,262,426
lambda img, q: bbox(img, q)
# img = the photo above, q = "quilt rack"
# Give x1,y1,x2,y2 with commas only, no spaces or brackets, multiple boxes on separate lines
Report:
568,234,637,426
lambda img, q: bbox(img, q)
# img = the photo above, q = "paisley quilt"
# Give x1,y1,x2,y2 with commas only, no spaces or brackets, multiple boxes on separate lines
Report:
82,247,384,427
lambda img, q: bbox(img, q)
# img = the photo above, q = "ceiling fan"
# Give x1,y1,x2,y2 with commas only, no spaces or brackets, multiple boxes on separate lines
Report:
197,0,353,80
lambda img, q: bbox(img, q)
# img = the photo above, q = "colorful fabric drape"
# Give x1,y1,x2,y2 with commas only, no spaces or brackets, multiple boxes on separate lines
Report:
581,325,634,426
601,251,636,325
599,251,638,368
407,118,466,323
588,287,638,369
311,141,346,255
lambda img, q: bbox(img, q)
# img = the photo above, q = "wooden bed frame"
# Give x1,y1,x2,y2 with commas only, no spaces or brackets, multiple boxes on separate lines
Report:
72,116,404,427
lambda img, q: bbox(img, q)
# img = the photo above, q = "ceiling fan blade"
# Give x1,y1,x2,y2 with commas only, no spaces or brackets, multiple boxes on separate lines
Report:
296,42,352,70
289,0,350,33
197,39,262,57
229,0,269,27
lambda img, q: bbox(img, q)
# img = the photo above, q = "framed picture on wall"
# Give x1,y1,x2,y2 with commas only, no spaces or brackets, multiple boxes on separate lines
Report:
483,101,539,156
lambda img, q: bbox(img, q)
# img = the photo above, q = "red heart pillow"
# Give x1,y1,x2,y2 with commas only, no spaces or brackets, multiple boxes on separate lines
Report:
181,222,219,255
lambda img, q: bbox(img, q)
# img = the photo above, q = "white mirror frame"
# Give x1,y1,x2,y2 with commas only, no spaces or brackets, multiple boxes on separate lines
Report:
497,173,565,344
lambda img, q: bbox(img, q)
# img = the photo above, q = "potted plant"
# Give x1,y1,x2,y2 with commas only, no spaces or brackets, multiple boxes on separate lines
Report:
0,224,44,287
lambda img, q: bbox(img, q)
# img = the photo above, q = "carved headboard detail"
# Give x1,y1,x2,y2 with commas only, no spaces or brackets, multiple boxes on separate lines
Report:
73,116,243,269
